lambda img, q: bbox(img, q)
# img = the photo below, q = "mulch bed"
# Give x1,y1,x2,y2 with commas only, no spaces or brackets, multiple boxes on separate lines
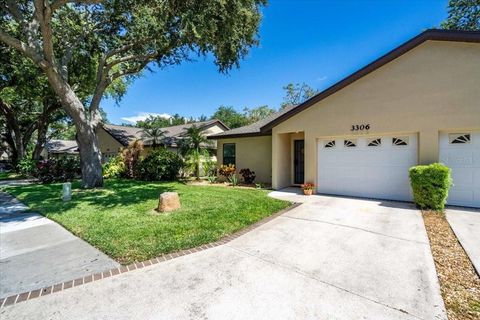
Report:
422,211,480,320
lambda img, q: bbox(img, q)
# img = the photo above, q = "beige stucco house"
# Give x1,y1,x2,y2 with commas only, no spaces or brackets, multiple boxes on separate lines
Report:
210,29,480,208
98,119,228,162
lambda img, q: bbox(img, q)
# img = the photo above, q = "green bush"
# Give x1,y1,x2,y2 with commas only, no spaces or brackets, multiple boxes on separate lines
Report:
17,158,36,177
36,157,81,183
137,148,184,181
409,163,452,211
102,155,126,179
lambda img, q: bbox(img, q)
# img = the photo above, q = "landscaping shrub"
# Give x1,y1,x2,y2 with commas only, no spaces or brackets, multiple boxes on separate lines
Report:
137,148,184,181
121,140,143,178
409,163,452,211
102,155,126,179
36,157,81,183
17,158,36,177
239,168,256,184
202,156,217,177
219,164,235,182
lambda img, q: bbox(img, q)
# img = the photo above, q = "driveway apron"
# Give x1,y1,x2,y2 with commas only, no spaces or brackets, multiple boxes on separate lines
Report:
1,194,445,320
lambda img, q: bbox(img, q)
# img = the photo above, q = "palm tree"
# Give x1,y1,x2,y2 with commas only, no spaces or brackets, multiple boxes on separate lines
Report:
140,127,167,149
179,125,212,180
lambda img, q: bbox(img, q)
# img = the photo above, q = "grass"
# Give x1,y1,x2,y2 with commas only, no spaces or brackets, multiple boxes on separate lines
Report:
1,179,290,265
0,171,24,180
423,211,480,320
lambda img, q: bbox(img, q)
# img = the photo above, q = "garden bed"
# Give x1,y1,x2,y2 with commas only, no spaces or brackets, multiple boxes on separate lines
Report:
423,211,480,320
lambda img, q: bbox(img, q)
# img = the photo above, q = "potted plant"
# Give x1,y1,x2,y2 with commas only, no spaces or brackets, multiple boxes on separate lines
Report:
301,183,315,196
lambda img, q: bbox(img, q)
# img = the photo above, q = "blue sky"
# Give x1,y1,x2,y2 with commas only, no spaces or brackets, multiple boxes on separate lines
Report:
102,0,449,125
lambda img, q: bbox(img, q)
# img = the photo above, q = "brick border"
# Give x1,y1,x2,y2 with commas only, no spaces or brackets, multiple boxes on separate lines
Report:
0,203,300,308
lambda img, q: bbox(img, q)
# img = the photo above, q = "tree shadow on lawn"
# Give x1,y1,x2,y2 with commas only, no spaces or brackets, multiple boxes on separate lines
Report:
4,179,176,216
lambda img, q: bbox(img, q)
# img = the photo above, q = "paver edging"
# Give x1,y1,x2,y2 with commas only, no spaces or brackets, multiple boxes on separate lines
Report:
0,202,300,308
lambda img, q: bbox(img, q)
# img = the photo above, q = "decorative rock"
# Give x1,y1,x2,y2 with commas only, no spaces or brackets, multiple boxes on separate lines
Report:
157,192,181,212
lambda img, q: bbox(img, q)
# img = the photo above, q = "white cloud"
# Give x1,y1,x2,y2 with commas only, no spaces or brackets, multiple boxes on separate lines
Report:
121,112,172,124
316,75,328,82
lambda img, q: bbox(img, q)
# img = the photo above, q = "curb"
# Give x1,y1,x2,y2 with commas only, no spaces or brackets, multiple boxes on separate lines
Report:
0,203,301,308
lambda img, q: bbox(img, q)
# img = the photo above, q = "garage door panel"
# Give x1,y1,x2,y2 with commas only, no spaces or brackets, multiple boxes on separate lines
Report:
317,134,417,201
439,131,480,208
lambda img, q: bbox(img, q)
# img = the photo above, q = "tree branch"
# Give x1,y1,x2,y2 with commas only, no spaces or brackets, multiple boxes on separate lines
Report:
51,0,104,12
33,0,56,67
0,29,48,69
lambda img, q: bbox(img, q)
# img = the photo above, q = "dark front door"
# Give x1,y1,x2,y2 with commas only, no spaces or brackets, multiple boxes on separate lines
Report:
294,140,305,185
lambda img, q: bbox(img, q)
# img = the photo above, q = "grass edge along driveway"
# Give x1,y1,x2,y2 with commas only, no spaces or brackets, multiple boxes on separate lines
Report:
2,179,290,265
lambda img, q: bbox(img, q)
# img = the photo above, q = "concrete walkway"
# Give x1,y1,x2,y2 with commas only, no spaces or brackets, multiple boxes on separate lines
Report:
1,195,445,319
0,192,119,298
446,207,480,275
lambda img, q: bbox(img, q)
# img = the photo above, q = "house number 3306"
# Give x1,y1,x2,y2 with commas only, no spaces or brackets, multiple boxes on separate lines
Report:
351,124,370,131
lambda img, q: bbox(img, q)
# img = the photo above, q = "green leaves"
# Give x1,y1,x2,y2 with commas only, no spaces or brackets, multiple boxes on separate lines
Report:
441,0,480,31
409,163,453,211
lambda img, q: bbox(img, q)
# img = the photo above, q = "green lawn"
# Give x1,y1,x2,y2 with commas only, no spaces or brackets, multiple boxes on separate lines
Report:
2,179,290,264
0,171,24,180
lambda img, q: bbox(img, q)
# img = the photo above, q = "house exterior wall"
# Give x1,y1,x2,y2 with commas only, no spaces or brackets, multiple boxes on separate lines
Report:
272,41,480,189
217,136,272,184
97,127,124,162
97,123,225,163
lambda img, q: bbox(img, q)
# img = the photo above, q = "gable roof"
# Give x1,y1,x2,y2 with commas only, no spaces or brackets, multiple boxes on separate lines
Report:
208,105,297,139
46,140,79,154
260,29,480,132
210,29,480,140
102,119,229,147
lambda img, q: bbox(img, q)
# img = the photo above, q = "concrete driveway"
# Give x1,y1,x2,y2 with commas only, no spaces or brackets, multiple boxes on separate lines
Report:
1,195,445,320
446,207,480,274
0,192,119,298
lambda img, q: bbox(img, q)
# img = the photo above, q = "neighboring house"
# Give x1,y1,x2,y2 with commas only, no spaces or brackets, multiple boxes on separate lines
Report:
210,29,480,208
98,119,229,163
41,140,79,158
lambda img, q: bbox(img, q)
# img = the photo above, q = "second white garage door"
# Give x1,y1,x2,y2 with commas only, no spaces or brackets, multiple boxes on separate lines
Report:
317,134,418,201
439,131,480,208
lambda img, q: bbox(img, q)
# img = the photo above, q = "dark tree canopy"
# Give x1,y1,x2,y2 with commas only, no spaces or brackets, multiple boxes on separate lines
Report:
441,0,480,30
136,114,193,129
0,0,266,187
280,82,319,110
210,106,249,129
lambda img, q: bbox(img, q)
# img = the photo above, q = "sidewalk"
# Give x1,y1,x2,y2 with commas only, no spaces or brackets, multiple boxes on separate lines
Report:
0,192,120,298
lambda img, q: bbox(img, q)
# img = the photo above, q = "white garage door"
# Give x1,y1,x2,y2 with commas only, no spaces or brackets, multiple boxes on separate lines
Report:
317,134,418,201
439,132,480,208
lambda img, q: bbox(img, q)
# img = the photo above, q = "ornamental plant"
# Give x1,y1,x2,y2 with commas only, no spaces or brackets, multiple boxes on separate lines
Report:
409,163,453,211
102,155,126,179
239,168,256,184
219,164,236,182
301,183,315,190
137,149,184,181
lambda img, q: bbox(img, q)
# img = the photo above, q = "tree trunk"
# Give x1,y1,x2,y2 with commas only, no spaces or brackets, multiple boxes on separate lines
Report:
76,125,103,188
43,67,104,188
0,100,25,168
32,121,48,161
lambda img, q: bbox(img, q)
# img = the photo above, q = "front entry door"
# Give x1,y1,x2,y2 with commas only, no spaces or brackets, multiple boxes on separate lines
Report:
294,140,305,185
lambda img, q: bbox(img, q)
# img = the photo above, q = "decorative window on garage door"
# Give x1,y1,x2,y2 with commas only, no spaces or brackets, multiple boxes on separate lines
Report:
449,133,471,144
392,137,409,146
324,140,335,148
344,139,357,147
367,138,381,147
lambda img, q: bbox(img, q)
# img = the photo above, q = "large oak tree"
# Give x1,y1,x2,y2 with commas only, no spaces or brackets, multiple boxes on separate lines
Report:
0,0,266,187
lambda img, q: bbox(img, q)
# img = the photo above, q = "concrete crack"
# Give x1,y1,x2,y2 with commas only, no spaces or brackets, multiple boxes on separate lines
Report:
282,215,428,245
